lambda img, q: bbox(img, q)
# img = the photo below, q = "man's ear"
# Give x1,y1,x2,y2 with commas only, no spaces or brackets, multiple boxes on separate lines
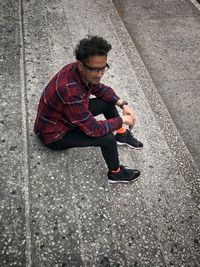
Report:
77,60,83,71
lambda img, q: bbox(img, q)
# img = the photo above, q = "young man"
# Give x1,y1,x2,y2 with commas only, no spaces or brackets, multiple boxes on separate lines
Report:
34,36,143,183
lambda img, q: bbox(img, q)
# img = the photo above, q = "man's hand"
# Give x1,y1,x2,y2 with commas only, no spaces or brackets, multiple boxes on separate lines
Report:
116,99,137,130
123,105,136,128
122,115,135,130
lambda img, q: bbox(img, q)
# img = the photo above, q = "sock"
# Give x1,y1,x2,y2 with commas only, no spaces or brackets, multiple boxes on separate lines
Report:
111,167,121,173
116,127,126,134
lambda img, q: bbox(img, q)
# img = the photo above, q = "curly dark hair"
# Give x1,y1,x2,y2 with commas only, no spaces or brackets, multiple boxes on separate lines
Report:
74,35,112,62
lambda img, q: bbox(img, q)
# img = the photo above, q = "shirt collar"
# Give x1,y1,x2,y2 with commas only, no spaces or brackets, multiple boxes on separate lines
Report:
73,62,92,89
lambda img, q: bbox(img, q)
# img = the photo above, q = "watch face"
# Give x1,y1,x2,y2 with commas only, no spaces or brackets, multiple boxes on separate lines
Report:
122,101,128,106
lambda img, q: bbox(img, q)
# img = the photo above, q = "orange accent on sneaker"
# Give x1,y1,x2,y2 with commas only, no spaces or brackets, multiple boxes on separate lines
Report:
111,167,121,173
116,127,126,134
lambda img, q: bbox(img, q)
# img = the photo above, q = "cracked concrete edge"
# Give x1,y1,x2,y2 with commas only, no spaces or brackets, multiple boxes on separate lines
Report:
189,0,200,11
108,0,200,201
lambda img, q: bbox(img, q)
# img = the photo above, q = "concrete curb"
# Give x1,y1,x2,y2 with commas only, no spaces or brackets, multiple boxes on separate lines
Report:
190,0,200,11
19,0,32,265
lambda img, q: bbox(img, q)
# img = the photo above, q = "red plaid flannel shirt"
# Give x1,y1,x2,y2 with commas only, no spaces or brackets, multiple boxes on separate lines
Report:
34,62,123,144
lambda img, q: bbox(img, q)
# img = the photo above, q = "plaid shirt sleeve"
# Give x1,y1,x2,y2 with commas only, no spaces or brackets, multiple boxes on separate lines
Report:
90,83,120,104
63,88,123,137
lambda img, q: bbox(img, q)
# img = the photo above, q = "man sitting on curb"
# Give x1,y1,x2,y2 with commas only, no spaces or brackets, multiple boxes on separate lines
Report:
34,35,143,184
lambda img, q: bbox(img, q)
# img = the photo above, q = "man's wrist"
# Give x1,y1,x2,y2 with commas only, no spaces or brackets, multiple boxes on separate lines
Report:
120,100,128,109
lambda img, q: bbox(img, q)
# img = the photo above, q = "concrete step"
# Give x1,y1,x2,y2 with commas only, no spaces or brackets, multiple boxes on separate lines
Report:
0,0,199,266
112,0,200,171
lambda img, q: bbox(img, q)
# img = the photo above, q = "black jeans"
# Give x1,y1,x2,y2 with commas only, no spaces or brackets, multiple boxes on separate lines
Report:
46,98,121,171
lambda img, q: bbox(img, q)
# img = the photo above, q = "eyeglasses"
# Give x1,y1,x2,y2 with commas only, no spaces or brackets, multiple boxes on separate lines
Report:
81,61,110,73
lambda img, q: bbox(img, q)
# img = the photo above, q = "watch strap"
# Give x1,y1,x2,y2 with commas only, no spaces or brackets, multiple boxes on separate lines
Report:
120,100,128,109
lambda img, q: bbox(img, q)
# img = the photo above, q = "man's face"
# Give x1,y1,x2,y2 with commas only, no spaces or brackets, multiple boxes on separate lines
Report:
77,55,108,85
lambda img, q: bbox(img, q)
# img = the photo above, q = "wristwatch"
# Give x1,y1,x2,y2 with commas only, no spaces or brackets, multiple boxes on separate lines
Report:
120,100,128,109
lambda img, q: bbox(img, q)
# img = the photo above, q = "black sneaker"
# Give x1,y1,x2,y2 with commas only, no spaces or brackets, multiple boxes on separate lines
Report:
108,165,140,184
116,130,143,149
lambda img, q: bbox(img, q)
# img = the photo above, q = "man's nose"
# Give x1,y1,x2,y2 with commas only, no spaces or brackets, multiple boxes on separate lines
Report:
96,70,104,78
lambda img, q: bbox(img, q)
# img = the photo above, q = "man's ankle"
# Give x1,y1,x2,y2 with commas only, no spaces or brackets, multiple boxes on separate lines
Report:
116,127,126,134
111,167,121,173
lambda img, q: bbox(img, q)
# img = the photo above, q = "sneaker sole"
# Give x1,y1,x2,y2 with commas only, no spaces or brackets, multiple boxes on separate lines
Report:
117,141,143,150
108,176,139,184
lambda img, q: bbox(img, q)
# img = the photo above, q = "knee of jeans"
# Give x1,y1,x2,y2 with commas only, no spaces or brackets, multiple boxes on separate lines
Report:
102,132,116,146
106,102,115,110
99,99,115,110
